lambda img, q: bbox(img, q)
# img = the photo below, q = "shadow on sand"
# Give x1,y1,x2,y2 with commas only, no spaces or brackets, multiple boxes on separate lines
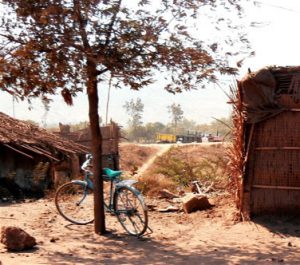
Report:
253,214,300,238
42,225,300,265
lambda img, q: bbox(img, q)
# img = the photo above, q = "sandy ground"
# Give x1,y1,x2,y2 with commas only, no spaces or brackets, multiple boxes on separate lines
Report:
1,195,300,265
1,143,300,264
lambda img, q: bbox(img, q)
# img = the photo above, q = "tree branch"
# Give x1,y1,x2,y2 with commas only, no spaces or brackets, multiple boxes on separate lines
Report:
96,68,109,76
73,0,91,52
104,0,122,48
0,33,26,45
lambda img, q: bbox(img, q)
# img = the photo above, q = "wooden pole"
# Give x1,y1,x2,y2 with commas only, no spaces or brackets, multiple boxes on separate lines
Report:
105,75,112,126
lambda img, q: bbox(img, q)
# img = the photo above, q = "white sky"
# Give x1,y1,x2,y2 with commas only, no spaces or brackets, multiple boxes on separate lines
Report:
1,0,300,127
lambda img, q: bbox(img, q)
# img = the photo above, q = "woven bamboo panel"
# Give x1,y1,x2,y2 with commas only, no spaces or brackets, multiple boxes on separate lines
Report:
248,150,300,187
251,189,300,215
254,111,300,147
247,111,300,214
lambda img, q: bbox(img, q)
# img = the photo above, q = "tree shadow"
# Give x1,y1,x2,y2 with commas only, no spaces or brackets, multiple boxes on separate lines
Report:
42,229,300,265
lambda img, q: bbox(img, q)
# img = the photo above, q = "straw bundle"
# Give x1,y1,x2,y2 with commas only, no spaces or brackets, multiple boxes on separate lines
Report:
225,81,245,211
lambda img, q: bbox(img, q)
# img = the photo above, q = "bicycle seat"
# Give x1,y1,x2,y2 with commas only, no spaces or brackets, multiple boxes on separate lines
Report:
103,168,122,179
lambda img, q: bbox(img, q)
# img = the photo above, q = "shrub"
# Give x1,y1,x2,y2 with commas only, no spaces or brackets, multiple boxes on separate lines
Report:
136,144,229,196
136,173,177,197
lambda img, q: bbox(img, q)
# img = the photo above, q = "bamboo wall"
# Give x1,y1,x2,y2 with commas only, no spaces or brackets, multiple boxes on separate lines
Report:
245,108,300,215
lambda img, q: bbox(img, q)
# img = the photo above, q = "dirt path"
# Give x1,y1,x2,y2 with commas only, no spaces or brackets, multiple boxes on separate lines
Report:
136,144,172,176
135,142,219,176
1,196,300,265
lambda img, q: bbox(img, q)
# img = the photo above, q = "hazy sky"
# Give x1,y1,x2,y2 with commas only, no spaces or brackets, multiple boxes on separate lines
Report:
1,0,300,127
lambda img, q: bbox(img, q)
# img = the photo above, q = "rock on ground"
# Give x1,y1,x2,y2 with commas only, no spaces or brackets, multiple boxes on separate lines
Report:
182,194,212,214
158,189,179,199
0,226,36,251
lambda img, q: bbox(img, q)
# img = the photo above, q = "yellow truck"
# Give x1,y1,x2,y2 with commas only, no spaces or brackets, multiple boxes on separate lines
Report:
156,133,203,143
156,133,176,143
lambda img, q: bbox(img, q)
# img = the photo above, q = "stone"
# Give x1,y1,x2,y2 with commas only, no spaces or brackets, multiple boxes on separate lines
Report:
50,237,59,243
0,226,36,251
158,189,179,199
182,194,212,214
147,204,157,211
157,205,180,212
178,190,185,197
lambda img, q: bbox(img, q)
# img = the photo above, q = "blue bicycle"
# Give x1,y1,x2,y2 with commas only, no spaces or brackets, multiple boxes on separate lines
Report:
55,155,148,236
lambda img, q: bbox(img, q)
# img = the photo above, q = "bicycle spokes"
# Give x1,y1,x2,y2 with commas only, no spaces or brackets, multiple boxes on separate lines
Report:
55,182,94,225
114,187,148,236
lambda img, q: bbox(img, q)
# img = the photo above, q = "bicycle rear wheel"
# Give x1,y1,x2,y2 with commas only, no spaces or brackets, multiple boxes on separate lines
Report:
55,182,94,225
114,186,148,236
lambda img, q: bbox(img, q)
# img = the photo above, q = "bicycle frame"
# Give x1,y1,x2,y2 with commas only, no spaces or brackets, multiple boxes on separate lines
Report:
72,171,138,212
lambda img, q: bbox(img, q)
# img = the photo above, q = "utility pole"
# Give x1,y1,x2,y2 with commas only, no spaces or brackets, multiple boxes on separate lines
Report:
105,75,112,126
12,95,15,118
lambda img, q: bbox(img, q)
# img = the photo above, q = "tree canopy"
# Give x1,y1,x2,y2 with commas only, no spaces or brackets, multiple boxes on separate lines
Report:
0,0,252,234
0,0,250,102
123,98,144,128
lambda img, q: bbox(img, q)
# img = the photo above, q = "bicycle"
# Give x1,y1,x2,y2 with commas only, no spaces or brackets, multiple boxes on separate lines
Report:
55,154,148,236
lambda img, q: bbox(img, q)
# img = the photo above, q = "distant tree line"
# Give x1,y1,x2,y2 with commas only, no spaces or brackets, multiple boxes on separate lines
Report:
121,117,232,143
45,98,232,142
122,97,232,143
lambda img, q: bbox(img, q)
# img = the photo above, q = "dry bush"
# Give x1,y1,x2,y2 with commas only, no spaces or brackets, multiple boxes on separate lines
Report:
136,173,177,197
139,144,229,195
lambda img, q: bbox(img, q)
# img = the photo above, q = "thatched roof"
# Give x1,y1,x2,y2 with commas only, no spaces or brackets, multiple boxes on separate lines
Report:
0,112,88,161
238,66,300,124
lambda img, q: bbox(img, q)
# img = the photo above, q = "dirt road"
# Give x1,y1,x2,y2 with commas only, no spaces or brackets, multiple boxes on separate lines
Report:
136,144,172,176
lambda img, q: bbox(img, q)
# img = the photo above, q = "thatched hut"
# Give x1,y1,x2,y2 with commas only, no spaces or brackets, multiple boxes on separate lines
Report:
229,66,300,219
0,112,88,199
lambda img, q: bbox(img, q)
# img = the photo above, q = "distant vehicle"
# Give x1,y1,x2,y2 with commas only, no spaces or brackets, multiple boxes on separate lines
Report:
176,137,183,144
207,135,224,142
156,133,202,144
156,133,176,143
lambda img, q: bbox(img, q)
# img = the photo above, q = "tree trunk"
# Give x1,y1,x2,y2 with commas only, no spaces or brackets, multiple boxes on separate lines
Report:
86,60,106,234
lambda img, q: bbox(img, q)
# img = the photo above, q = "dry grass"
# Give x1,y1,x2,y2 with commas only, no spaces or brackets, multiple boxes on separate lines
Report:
225,83,245,208
119,143,158,173
139,144,229,196
136,174,178,196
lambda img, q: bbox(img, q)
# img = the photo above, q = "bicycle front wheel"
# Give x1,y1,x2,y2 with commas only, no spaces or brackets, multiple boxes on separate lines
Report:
55,182,94,225
114,186,148,236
